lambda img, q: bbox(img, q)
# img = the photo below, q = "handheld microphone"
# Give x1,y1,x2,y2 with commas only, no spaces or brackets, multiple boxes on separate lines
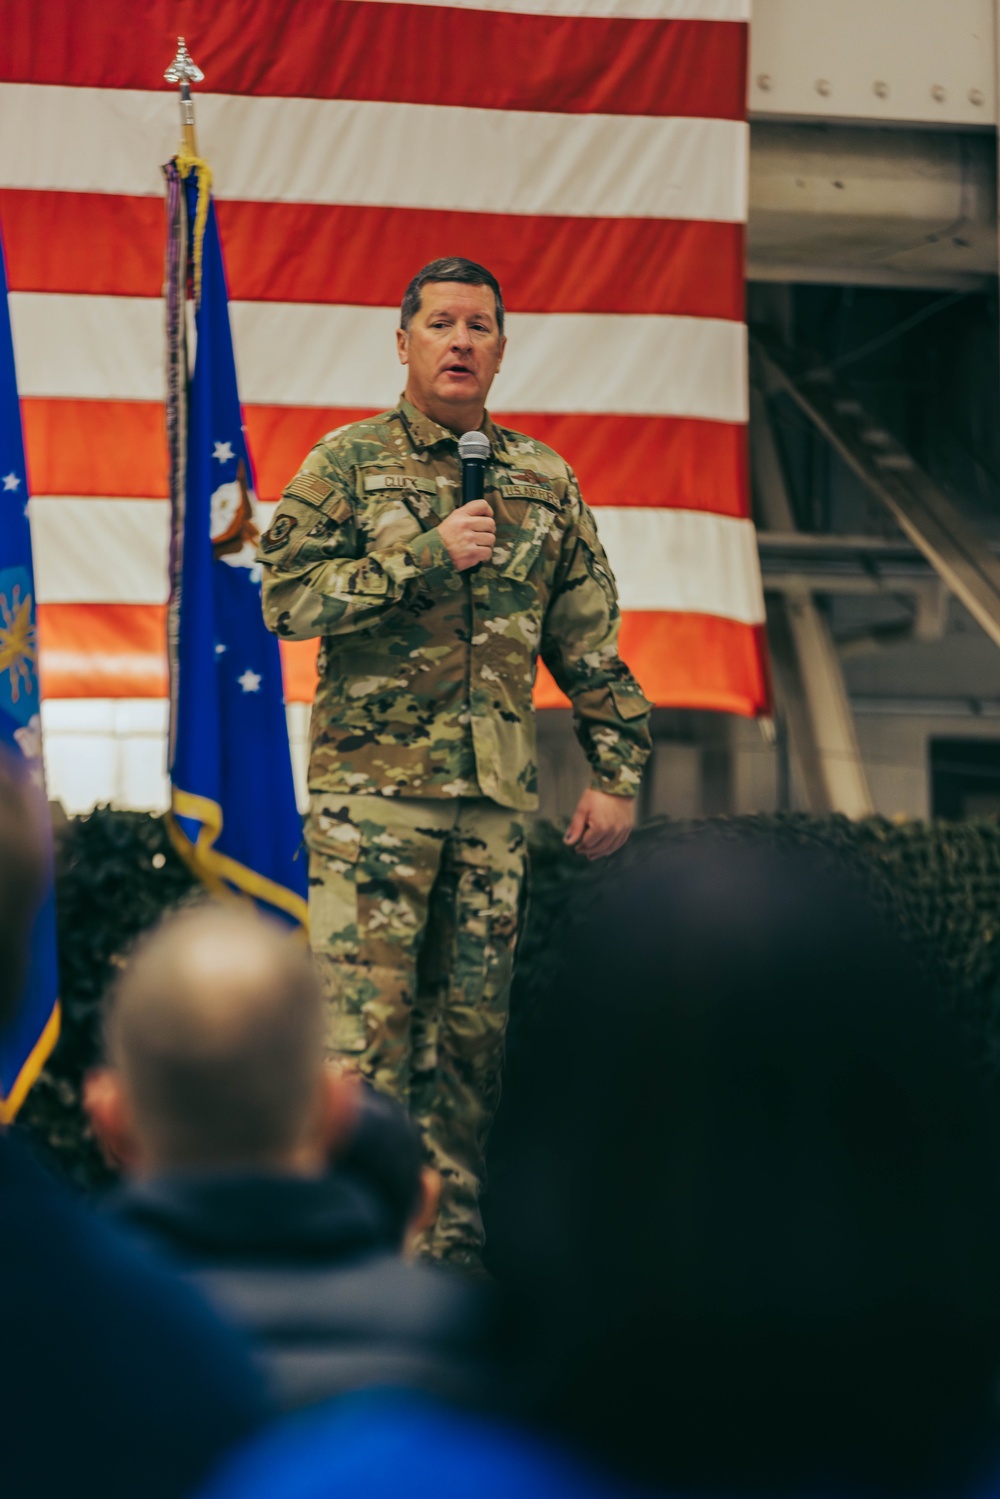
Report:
458,430,490,507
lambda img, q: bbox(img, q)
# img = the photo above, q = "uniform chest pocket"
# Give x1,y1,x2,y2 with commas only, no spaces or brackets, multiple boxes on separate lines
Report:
359,471,441,550
492,487,561,582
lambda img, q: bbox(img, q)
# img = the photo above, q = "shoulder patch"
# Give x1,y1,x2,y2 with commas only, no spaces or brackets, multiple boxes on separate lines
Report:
284,473,335,506
260,514,298,552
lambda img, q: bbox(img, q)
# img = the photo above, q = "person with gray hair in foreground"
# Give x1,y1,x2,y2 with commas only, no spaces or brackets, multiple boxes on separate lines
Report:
0,755,269,1499
87,903,492,1412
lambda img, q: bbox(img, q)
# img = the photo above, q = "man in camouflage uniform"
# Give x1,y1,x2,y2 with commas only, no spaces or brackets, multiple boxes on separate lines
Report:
259,258,652,1263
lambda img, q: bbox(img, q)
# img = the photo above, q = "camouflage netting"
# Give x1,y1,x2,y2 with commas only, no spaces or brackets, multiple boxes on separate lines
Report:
15,809,197,1188
14,807,1000,1189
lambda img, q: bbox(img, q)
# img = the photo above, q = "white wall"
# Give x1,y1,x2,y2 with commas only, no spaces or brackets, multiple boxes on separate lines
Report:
40,699,312,816
751,0,996,126
43,697,1000,825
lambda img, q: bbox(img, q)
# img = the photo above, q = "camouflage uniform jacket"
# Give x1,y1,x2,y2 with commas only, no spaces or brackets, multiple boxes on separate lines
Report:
259,398,652,812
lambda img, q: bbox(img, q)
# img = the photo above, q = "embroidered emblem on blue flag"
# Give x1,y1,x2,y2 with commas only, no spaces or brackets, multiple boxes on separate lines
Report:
164,157,307,926
0,220,60,1121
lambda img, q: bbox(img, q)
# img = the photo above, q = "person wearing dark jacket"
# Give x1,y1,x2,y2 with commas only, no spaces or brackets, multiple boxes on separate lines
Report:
0,756,269,1499
86,903,492,1412
338,1081,442,1251
199,835,1000,1499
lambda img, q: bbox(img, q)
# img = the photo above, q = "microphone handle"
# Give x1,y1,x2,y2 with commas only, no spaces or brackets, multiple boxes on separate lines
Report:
461,458,486,508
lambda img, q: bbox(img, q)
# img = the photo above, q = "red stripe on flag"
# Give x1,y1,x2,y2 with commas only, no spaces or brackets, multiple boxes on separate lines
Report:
23,399,169,498
1,191,745,322
36,603,772,716
535,613,771,715
223,207,744,320
244,406,385,502
1,191,164,299
38,603,168,697
23,399,749,518
0,3,747,118
279,639,320,704
502,412,750,519
38,603,323,705
620,613,770,714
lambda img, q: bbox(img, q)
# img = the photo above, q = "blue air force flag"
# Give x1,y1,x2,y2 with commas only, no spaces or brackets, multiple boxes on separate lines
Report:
0,220,60,1120
165,160,307,925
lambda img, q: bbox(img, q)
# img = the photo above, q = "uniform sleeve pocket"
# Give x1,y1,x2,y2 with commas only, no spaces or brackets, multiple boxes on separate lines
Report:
610,683,652,720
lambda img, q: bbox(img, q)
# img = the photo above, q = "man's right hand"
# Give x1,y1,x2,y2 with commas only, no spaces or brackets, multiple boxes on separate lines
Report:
437,500,496,572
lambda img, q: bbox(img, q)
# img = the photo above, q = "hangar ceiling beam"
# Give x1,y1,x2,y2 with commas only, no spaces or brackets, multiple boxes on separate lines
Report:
757,341,1000,656
750,375,875,818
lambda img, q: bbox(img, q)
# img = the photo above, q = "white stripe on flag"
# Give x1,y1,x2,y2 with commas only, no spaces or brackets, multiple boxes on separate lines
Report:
11,294,748,422
358,0,750,15
30,497,763,623
38,649,168,678
0,85,749,223
9,293,162,401
488,312,748,421
595,506,765,621
30,497,170,604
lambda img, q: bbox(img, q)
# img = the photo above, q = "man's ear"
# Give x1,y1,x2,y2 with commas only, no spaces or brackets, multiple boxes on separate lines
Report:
396,326,409,367
406,1165,443,1246
83,1067,140,1170
316,1063,361,1163
496,332,507,373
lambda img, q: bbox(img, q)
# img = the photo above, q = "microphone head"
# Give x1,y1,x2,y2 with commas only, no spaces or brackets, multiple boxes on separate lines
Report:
458,431,491,463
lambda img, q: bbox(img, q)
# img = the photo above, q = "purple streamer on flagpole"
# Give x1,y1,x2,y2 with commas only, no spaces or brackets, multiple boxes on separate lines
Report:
163,158,188,768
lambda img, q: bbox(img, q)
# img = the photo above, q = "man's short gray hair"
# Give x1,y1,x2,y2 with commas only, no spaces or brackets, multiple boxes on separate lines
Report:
105,904,324,1169
400,257,505,336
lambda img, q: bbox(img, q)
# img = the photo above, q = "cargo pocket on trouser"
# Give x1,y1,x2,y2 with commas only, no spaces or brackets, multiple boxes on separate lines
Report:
305,800,367,1057
444,843,524,1160
478,838,528,1139
427,836,527,1258
308,796,440,1101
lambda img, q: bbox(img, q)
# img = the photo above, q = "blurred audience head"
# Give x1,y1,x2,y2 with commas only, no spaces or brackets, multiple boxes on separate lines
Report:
0,750,47,1031
493,833,1000,1496
338,1081,441,1250
88,903,355,1175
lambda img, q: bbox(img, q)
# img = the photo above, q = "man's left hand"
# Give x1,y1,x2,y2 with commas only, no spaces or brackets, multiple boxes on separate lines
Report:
563,788,636,861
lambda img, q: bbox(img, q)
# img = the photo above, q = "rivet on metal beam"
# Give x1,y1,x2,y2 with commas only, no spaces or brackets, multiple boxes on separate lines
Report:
969,87,985,106
874,453,915,472
873,81,889,99
756,73,773,91
815,79,831,97
931,84,946,102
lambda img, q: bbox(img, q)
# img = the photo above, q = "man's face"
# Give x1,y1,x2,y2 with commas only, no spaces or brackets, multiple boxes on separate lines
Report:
397,280,506,428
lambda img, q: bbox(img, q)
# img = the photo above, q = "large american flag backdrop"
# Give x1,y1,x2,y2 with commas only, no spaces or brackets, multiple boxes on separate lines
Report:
1,0,767,800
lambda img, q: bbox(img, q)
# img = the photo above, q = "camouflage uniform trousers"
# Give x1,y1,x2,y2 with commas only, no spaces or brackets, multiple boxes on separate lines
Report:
306,791,528,1262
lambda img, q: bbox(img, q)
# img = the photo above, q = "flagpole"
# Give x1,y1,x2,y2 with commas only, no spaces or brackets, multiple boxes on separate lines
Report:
162,38,205,772
164,37,204,155
157,61,309,925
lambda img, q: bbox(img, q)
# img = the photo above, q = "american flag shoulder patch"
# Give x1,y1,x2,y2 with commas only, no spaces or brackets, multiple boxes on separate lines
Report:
284,473,337,507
